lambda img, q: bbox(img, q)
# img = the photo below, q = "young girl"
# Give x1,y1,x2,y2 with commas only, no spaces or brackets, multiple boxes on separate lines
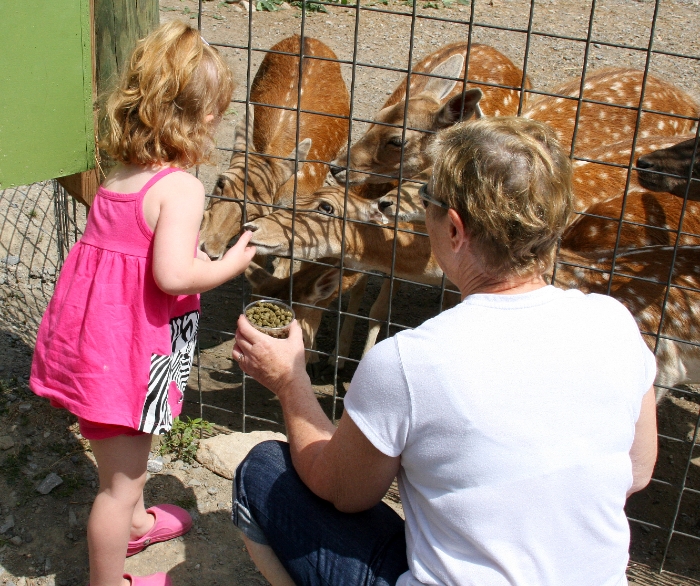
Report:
29,21,255,586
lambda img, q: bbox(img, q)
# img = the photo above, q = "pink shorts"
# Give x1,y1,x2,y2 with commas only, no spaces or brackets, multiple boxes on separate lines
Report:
78,418,147,441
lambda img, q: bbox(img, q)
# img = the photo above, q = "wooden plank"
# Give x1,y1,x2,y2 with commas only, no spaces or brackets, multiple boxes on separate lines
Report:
0,0,94,188
59,0,100,208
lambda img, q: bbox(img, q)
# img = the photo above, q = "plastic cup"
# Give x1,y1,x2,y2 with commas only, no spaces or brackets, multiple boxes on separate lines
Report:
244,299,295,339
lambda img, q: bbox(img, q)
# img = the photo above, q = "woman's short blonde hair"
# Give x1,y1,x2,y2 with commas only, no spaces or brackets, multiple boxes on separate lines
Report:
429,117,573,278
100,20,234,168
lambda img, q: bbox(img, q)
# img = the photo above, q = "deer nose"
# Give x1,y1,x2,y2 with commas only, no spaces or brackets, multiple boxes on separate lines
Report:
378,200,394,212
636,157,654,170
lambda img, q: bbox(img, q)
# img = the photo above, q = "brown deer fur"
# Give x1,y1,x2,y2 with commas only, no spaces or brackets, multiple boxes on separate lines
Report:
199,36,350,258
331,42,530,185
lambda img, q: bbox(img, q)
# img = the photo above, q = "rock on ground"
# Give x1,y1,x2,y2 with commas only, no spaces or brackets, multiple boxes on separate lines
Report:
196,431,286,479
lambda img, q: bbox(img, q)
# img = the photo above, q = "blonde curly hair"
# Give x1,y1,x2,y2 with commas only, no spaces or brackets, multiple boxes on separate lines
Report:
429,117,573,279
100,20,234,168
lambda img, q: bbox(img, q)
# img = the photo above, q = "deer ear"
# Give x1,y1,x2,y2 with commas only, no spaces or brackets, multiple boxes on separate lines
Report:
311,268,342,303
233,105,255,152
275,138,313,183
424,54,465,102
437,88,484,127
245,259,275,290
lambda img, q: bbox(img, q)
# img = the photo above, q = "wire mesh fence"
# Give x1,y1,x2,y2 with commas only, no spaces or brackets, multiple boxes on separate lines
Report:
1,0,699,580
188,0,700,579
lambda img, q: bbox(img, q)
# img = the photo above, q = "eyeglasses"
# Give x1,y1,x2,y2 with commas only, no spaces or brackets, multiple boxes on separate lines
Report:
418,183,450,210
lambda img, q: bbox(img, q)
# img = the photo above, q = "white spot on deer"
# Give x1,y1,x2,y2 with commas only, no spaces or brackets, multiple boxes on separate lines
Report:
657,120,666,130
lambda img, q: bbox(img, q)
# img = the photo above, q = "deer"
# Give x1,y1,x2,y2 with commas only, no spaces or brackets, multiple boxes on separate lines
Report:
199,35,350,259
522,68,699,159
561,189,700,254
636,135,700,200
560,137,700,253
552,246,700,401
243,186,441,283
330,42,530,186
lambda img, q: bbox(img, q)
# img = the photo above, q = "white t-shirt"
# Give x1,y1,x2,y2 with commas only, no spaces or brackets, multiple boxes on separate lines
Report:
344,286,656,586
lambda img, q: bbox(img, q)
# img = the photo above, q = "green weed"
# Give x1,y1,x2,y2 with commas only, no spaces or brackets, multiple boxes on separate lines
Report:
3,445,31,484
54,473,83,498
160,417,213,463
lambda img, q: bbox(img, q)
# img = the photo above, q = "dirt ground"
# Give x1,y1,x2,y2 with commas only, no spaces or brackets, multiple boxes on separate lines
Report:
2,0,700,584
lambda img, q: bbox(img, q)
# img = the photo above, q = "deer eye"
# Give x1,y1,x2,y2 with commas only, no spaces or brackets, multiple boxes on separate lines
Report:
387,136,405,148
318,201,335,215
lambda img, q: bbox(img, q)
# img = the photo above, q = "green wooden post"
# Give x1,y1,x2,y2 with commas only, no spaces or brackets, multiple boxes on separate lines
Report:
0,0,94,188
59,0,159,205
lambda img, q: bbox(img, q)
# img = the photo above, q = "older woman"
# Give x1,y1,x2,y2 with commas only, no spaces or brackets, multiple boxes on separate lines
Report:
230,117,658,586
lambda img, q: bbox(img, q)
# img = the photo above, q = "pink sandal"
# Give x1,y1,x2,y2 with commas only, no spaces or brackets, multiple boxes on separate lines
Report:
123,573,172,586
127,504,193,557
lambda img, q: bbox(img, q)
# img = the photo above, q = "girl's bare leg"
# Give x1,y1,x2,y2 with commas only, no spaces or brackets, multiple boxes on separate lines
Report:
88,434,153,586
130,490,155,540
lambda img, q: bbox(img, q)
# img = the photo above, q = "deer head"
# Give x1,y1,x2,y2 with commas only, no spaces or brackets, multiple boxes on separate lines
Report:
331,55,483,185
199,109,313,259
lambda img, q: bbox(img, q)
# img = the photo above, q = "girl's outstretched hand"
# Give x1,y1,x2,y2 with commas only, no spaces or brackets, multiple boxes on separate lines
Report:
222,230,256,276
233,314,309,398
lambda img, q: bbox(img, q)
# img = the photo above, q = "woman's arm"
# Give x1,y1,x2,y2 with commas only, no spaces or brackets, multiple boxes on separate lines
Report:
627,386,657,497
233,316,399,512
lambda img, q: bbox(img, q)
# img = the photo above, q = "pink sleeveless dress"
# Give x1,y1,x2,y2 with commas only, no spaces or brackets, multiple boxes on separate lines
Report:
30,168,200,434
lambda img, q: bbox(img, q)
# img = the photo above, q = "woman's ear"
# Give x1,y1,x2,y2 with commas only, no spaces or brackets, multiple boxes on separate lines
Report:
204,113,215,123
447,208,468,252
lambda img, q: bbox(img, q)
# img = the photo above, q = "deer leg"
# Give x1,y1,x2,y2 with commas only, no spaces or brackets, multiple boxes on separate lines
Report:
330,274,369,370
361,278,397,359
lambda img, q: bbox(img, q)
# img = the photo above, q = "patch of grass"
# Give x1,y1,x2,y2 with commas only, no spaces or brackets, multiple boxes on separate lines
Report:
3,445,32,484
54,473,84,498
160,417,213,463
256,0,287,11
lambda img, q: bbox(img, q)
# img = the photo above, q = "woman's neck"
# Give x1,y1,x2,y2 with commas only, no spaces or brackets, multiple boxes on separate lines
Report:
455,262,547,300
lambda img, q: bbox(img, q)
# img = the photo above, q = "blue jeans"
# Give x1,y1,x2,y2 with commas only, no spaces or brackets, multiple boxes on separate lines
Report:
233,440,409,586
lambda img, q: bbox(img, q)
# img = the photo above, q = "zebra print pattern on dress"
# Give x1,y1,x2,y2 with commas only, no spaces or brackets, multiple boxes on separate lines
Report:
140,310,200,434
170,309,200,397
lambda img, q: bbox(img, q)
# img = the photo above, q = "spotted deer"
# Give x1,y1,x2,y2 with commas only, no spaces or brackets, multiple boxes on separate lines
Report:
636,135,700,200
331,42,530,185
553,246,700,400
244,186,441,283
570,136,697,211
199,36,350,258
561,138,700,253
523,68,699,159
